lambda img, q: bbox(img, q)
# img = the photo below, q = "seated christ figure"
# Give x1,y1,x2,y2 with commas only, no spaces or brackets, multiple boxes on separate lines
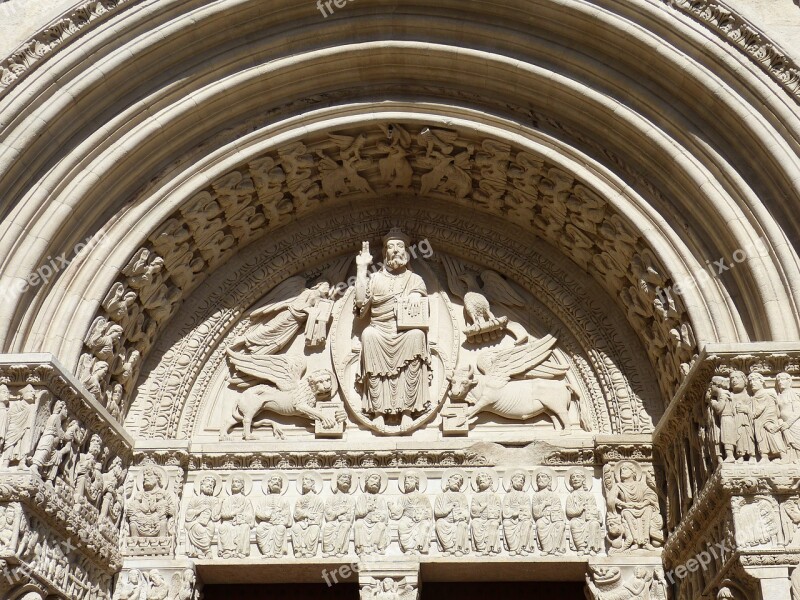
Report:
354,229,431,428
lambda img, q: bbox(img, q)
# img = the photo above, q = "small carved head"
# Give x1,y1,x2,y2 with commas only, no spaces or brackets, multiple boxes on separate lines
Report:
336,472,352,493
729,370,747,392
230,475,245,494
747,372,766,392
365,473,382,494
447,473,464,491
777,372,793,392
569,471,586,491
199,476,217,496
141,466,163,491
535,472,551,491
20,384,36,401
403,473,419,493
301,474,317,494
267,475,284,494
475,472,493,491
447,365,477,400
307,370,333,398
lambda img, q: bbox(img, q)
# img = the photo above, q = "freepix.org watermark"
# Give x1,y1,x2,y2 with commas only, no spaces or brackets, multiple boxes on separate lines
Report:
663,539,732,585
0,234,108,301
656,236,768,300
328,237,433,299
316,0,355,18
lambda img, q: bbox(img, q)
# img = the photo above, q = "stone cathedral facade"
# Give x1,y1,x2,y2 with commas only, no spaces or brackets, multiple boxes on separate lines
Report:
0,1,799,599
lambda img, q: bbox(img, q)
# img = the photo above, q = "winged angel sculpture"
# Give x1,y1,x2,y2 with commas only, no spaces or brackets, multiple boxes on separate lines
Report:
441,255,530,344
445,334,578,430
360,578,417,600
220,258,350,440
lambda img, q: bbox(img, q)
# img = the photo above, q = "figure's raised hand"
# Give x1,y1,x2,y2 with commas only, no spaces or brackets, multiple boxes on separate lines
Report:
356,241,373,268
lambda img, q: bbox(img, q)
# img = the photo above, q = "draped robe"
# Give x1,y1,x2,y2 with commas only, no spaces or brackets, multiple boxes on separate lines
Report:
357,269,430,416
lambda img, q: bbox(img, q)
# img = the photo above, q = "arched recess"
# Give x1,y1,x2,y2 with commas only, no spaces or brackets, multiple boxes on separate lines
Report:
0,0,797,429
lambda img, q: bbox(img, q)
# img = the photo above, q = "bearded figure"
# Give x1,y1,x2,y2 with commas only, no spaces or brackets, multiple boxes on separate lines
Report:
354,229,431,428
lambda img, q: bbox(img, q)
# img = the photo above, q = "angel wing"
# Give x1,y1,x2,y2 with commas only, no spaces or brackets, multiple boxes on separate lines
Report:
397,578,418,600
248,276,307,319
480,270,525,306
476,335,558,380
440,255,468,299
227,350,306,391
169,573,181,596
318,255,353,291
27,391,52,457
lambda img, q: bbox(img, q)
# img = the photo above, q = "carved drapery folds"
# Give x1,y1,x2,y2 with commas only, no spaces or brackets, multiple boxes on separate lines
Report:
0,357,132,600
656,345,800,598
82,123,693,438
165,463,660,561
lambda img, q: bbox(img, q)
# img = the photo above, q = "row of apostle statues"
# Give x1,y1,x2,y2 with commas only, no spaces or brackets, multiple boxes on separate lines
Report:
707,371,800,462
178,466,646,560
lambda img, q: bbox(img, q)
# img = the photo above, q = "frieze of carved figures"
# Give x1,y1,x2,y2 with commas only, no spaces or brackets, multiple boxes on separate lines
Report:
99,124,688,437
360,577,418,600
470,468,502,555
291,471,324,558
0,506,113,600
603,460,664,553
390,469,433,555
113,569,198,600
323,470,355,557
707,371,800,463
124,465,178,556
565,467,603,556
585,566,667,600
354,470,390,555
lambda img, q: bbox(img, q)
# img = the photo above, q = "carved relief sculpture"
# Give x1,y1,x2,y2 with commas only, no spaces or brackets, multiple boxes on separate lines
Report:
470,469,502,555
585,566,665,600
125,466,177,554
322,471,355,557
565,468,602,556
748,372,786,461
0,384,36,467
354,229,431,429
531,469,566,555
222,350,343,440
218,474,254,559
435,469,470,556
255,473,291,558
604,461,663,553
184,474,221,558
291,472,324,558
445,335,575,430
708,375,735,462
360,577,418,600
777,372,800,459
502,469,535,556
391,469,433,555
354,470,389,554
730,371,756,461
